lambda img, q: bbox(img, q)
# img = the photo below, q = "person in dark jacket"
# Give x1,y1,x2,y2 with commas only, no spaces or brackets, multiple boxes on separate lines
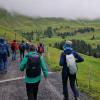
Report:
19,40,26,60
25,42,30,53
0,38,10,73
59,41,84,100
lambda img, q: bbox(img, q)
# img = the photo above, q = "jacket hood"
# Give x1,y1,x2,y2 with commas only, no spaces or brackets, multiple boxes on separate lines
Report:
0,38,5,44
63,44,73,54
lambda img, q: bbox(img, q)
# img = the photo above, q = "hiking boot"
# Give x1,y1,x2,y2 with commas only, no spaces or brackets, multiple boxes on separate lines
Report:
63,97,69,100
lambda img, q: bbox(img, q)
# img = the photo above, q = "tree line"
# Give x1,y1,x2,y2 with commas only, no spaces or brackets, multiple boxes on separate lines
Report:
54,40,100,58
57,27,95,39
20,26,95,40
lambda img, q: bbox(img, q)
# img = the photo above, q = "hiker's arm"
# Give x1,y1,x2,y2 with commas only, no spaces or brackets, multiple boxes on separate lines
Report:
40,56,48,78
20,55,28,71
6,44,10,57
59,52,65,66
73,51,84,63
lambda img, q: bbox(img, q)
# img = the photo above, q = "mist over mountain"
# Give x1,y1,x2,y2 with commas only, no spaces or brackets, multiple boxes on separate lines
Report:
0,0,100,19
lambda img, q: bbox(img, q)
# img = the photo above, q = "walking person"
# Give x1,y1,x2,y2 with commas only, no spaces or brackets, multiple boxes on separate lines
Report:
19,40,26,60
11,40,18,61
25,42,30,53
0,38,10,73
59,40,84,100
37,43,44,57
20,44,48,100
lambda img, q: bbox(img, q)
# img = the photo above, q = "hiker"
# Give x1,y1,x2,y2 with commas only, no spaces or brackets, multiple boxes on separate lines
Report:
37,43,44,56
19,40,26,60
0,38,10,73
25,42,30,53
59,40,84,100
20,44,48,100
11,40,18,61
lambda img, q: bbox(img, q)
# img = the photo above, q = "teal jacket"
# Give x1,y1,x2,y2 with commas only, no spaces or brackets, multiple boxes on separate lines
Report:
20,52,48,83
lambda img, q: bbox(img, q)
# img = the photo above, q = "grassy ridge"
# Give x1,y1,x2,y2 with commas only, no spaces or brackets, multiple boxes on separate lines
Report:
0,8,100,44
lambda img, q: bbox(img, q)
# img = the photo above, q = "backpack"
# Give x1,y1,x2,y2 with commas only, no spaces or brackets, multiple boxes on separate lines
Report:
66,54,77,75
0,43,7,61
38,46,44,53
26,53,41,78
0,43,7,55
19,44,25,51
11,43,16,51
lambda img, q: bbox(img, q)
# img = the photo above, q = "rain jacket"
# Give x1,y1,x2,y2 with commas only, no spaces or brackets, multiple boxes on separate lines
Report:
20,52,48,83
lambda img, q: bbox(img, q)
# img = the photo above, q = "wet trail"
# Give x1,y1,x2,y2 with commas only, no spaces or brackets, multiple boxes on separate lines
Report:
0,57,92,100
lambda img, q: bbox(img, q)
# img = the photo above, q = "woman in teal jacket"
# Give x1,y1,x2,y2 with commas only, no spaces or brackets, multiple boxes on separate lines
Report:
20,45,48,100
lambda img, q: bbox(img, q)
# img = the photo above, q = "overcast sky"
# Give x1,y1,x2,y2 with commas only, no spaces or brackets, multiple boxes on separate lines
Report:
0,0,100,19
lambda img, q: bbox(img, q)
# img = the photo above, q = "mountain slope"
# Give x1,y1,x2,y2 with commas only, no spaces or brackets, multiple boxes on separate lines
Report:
0,8,100,41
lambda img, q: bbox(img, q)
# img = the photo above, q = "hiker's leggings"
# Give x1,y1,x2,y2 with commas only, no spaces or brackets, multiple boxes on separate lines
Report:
20,51,25,59
62,71,79,99
26,81,40,100
12,51,16,60
0,60,7,71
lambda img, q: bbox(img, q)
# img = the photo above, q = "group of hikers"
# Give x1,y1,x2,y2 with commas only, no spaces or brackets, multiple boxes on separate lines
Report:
0,37,84,100
0,38,45,74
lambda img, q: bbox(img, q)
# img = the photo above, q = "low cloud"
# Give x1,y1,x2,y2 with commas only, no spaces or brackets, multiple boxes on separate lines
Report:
0,0,100,19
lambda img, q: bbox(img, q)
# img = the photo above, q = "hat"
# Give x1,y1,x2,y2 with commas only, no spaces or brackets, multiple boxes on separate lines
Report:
63,40,73,54
65,40,72,45
0,38,5,44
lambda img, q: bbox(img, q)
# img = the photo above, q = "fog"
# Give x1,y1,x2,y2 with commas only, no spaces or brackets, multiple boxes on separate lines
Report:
0,0,100,19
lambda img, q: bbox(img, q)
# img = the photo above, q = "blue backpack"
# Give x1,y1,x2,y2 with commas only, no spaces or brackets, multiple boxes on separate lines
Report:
0,43,7,56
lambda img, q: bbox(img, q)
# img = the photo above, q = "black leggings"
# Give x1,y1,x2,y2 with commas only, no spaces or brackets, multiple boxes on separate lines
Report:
26,82,40,100
20,50,25,58
62,70,79,99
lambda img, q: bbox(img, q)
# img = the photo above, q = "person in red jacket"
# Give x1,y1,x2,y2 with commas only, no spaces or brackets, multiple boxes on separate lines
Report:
11,40,18,60
37,43,44,57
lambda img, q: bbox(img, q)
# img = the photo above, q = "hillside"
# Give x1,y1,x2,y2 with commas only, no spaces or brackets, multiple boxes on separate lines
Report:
0,8,69,41
0,8,100,42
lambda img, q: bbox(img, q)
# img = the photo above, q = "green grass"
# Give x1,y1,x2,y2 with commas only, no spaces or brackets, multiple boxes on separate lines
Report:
42,30,100,48
65,31,100,47
45,46,62,71
46,46,100,100
42,37,63,45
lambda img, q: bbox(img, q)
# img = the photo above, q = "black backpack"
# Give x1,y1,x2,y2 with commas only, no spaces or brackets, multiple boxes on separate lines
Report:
26,53,41,78
19,44,25,51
